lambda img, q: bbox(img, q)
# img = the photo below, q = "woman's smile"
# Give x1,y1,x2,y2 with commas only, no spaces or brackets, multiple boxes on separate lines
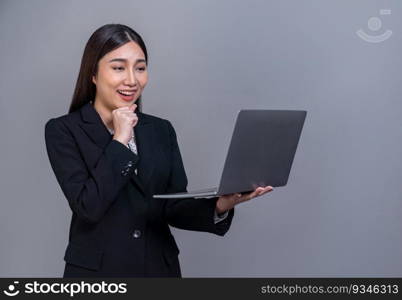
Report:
117,89,138,102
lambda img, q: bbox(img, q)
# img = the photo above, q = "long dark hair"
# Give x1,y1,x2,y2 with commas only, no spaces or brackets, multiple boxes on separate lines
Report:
69,24,148,113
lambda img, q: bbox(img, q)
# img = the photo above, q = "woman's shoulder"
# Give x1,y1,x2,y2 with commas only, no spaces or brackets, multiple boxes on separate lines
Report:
137,112,180,141
45,108,81,134
138,111,173,128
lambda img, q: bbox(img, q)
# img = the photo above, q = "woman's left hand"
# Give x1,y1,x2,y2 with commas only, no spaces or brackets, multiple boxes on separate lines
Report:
215,186,274,214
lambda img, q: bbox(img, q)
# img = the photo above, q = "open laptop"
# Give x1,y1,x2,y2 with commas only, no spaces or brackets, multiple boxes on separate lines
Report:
153,110,307,199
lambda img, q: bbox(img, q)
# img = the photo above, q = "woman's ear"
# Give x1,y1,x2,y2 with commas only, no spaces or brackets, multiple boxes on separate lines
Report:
92,75,97,85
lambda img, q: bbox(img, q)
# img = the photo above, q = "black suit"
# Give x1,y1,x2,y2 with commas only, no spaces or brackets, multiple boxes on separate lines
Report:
44,102,234,277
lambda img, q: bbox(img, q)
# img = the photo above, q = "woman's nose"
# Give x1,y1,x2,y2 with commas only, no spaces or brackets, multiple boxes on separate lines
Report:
124,69,137,86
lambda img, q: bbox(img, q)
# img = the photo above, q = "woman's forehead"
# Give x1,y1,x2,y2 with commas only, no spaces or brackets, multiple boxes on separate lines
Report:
104,41,145,62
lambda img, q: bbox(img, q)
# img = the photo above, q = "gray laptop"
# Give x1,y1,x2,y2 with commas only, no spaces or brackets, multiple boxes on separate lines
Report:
153,110,307,199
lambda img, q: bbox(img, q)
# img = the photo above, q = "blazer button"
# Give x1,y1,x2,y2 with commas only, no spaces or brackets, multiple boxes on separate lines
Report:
121,167,131,176
133,229,141,238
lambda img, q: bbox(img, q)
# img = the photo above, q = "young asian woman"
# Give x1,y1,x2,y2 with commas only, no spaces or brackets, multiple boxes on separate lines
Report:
44,24,273,278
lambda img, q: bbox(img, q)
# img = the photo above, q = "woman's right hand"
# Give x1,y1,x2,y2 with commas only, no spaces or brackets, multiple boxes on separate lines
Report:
112,103,138,145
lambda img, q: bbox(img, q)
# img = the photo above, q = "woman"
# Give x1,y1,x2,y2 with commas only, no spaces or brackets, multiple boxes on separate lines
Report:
44,24,273,277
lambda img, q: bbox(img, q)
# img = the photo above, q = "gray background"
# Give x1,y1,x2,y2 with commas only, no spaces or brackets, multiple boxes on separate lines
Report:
0,0,401,277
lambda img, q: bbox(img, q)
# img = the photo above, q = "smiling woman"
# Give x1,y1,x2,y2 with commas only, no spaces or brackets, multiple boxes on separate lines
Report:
91,41,148,131
44,23,273,277
69,24,148,114
44,24,238,278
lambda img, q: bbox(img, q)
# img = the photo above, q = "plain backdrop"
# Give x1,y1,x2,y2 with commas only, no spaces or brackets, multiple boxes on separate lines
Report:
0,0,401,277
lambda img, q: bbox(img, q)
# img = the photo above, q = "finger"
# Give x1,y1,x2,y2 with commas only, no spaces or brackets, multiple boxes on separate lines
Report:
263,186,273,193
235,188,263,202
252,187,264,196
250,187,266,198
121,110,137,116
116,105,136,112
116,106,131,110
256,187,265,193
258,186,274,196
120,111,137,118
243,190,259,201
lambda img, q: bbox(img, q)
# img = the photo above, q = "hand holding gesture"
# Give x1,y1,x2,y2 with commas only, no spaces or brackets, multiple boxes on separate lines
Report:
215,186,274,214
112,103,138,145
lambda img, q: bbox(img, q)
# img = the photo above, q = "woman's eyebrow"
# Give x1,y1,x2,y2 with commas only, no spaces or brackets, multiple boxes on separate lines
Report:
108,58,146,63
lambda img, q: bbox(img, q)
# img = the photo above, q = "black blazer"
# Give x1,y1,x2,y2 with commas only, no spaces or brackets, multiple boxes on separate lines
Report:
44,102,234,277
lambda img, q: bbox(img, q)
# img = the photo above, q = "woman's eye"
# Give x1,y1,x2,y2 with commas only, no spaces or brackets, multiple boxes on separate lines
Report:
112,66,146,71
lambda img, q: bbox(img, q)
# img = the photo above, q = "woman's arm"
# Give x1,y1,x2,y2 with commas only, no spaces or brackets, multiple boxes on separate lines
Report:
45,118,138,224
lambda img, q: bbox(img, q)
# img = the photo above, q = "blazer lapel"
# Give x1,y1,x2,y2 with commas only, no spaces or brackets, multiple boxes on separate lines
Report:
79,102,111,150
134,113,156,192
78,102,148,195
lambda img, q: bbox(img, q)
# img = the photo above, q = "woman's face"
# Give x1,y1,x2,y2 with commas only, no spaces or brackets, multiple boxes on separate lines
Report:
92,41,148,110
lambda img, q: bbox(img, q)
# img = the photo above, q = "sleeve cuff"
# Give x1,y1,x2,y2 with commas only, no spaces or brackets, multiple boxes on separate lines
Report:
213,209,229,224
104,139,139,178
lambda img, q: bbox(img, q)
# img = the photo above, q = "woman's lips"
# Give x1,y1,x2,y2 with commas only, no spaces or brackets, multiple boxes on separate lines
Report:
117,90,137,102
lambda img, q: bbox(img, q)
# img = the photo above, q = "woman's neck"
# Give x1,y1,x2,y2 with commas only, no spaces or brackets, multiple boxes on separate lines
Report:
93,100,114,130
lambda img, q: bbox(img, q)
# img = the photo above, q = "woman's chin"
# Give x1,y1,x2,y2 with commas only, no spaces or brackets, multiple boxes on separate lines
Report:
114,101,134,109
118,97,138,106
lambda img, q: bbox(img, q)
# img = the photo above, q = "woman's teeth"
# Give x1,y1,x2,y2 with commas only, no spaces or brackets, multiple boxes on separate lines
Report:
117,90,135,96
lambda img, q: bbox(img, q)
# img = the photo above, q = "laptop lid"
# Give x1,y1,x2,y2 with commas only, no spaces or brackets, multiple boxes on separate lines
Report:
217,110,307,195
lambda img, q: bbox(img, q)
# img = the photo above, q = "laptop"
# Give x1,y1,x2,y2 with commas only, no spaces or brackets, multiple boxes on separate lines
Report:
153,110,307,199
